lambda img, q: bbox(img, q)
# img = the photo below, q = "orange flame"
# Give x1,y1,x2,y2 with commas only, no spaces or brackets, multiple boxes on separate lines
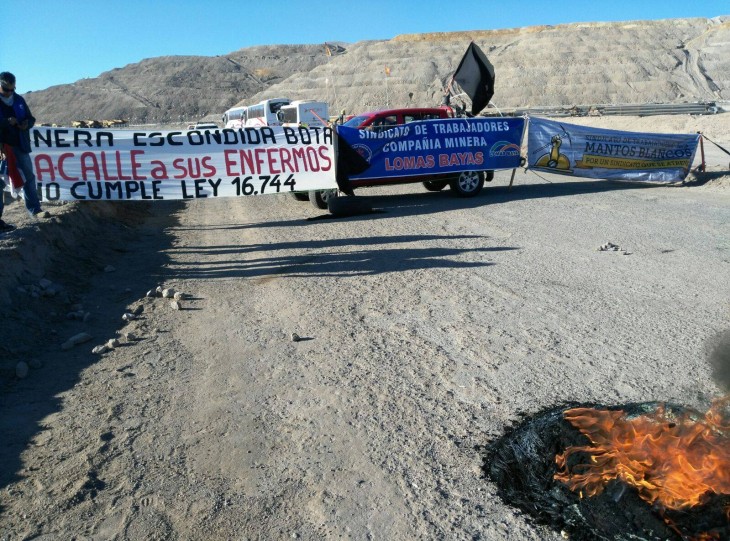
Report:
554,397,730,512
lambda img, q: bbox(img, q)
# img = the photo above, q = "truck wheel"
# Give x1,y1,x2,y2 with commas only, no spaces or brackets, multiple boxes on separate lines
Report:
423,180,449,192
449,171,484,197
289,192,309,202
328,196,373,217
309,189,337,209
485,170,495,182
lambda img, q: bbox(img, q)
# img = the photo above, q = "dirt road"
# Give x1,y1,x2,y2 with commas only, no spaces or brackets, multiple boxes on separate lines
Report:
1,121,729,539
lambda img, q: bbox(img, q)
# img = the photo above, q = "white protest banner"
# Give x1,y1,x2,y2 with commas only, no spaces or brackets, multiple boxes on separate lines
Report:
30,126,337,201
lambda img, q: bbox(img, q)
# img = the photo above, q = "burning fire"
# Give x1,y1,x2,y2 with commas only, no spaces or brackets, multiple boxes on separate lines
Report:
554,397,730,513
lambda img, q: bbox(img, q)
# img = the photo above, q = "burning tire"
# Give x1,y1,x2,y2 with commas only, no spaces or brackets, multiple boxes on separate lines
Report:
483,401,730,541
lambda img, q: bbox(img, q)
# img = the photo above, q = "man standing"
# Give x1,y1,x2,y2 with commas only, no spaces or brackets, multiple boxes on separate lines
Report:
0,71,45,219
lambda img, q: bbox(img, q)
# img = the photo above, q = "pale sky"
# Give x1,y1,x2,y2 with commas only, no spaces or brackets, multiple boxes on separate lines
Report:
3,0,727,93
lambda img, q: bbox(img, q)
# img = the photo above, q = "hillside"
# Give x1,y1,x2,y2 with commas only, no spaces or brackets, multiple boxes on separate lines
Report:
25,16,730,125
25,44,333,125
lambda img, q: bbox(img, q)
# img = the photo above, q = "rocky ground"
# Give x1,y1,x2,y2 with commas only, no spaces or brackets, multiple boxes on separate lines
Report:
0,114,729,540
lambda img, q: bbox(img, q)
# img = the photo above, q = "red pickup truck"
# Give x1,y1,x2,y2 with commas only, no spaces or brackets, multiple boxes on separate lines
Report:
306,106,493,209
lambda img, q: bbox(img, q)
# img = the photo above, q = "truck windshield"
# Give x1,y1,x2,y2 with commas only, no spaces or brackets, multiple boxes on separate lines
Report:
343,115,369,128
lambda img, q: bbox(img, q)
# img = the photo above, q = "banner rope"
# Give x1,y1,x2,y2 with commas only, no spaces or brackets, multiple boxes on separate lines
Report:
699,133,730,157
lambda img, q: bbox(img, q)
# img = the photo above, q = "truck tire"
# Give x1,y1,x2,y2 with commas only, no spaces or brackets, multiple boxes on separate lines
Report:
449,171,484,197
309,189,338,209
423,180,449,192
328,196,373,217
289,192,309,202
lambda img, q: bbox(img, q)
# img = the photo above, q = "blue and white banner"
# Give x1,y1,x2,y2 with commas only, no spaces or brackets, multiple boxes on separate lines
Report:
29,126,336,201
338,117,525,181
527,117,700,182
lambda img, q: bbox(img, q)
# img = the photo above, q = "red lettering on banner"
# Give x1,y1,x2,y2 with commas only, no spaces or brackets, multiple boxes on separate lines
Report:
172,158,187,179
115,151,132,180
58,152,78,180
80,152,101,180
267,148,281,174
34,154,55,181
171,156,216,179
255,149,266,173
318,146,332,170
131,150,146,180
201,156,216,177
223,150,237,176
438,152,484,167
279,148,293,172
100,152,118,180
241,150,256,174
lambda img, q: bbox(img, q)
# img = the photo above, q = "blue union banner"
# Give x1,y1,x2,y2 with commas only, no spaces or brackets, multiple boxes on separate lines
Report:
337,117,525,181
527,117,700,182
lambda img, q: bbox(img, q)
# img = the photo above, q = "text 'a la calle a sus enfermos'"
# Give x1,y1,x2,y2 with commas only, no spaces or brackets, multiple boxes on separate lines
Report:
30,126,333,200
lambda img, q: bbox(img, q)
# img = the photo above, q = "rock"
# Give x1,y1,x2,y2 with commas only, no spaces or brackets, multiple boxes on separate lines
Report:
132,305,144,316
29,359,43,369
173,291,184,301
107,338,121,349
62,332,93,350
16,362,29,379
123,332,136,342
104,265,116,272
162,288,175,299
170,300,181,310
38,278,53,289
155,286,164,296
291,333,301,342
146,289,156,298
122,313,137,322
92,345,110,355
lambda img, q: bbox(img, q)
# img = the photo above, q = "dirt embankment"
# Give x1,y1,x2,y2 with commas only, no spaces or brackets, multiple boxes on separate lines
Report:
0,114,728,539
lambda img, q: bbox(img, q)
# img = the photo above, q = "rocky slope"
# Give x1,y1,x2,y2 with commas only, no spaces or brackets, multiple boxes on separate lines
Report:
24,17,730,126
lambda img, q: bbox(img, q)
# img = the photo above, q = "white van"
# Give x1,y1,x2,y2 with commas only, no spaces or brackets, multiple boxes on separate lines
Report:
277,100,330,127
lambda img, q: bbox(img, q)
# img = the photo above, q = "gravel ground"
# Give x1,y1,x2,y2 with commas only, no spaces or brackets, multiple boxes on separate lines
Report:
0,115,728,540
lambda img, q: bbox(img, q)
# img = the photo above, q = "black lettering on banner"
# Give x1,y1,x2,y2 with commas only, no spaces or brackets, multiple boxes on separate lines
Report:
181,180,194,199
71,182,86,200
283,174,296,191
231,174,296,196
106,182,123,199
194,179,208,198
37,182,61,201
34,129,115,148
231,176,255,196
207,178,222,196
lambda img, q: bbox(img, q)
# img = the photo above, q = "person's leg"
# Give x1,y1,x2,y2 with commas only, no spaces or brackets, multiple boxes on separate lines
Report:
0,176,15,231
14,149,42,215
0,175,5,220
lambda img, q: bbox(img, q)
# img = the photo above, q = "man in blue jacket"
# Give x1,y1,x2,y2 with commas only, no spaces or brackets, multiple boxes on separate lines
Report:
0,71,45,223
